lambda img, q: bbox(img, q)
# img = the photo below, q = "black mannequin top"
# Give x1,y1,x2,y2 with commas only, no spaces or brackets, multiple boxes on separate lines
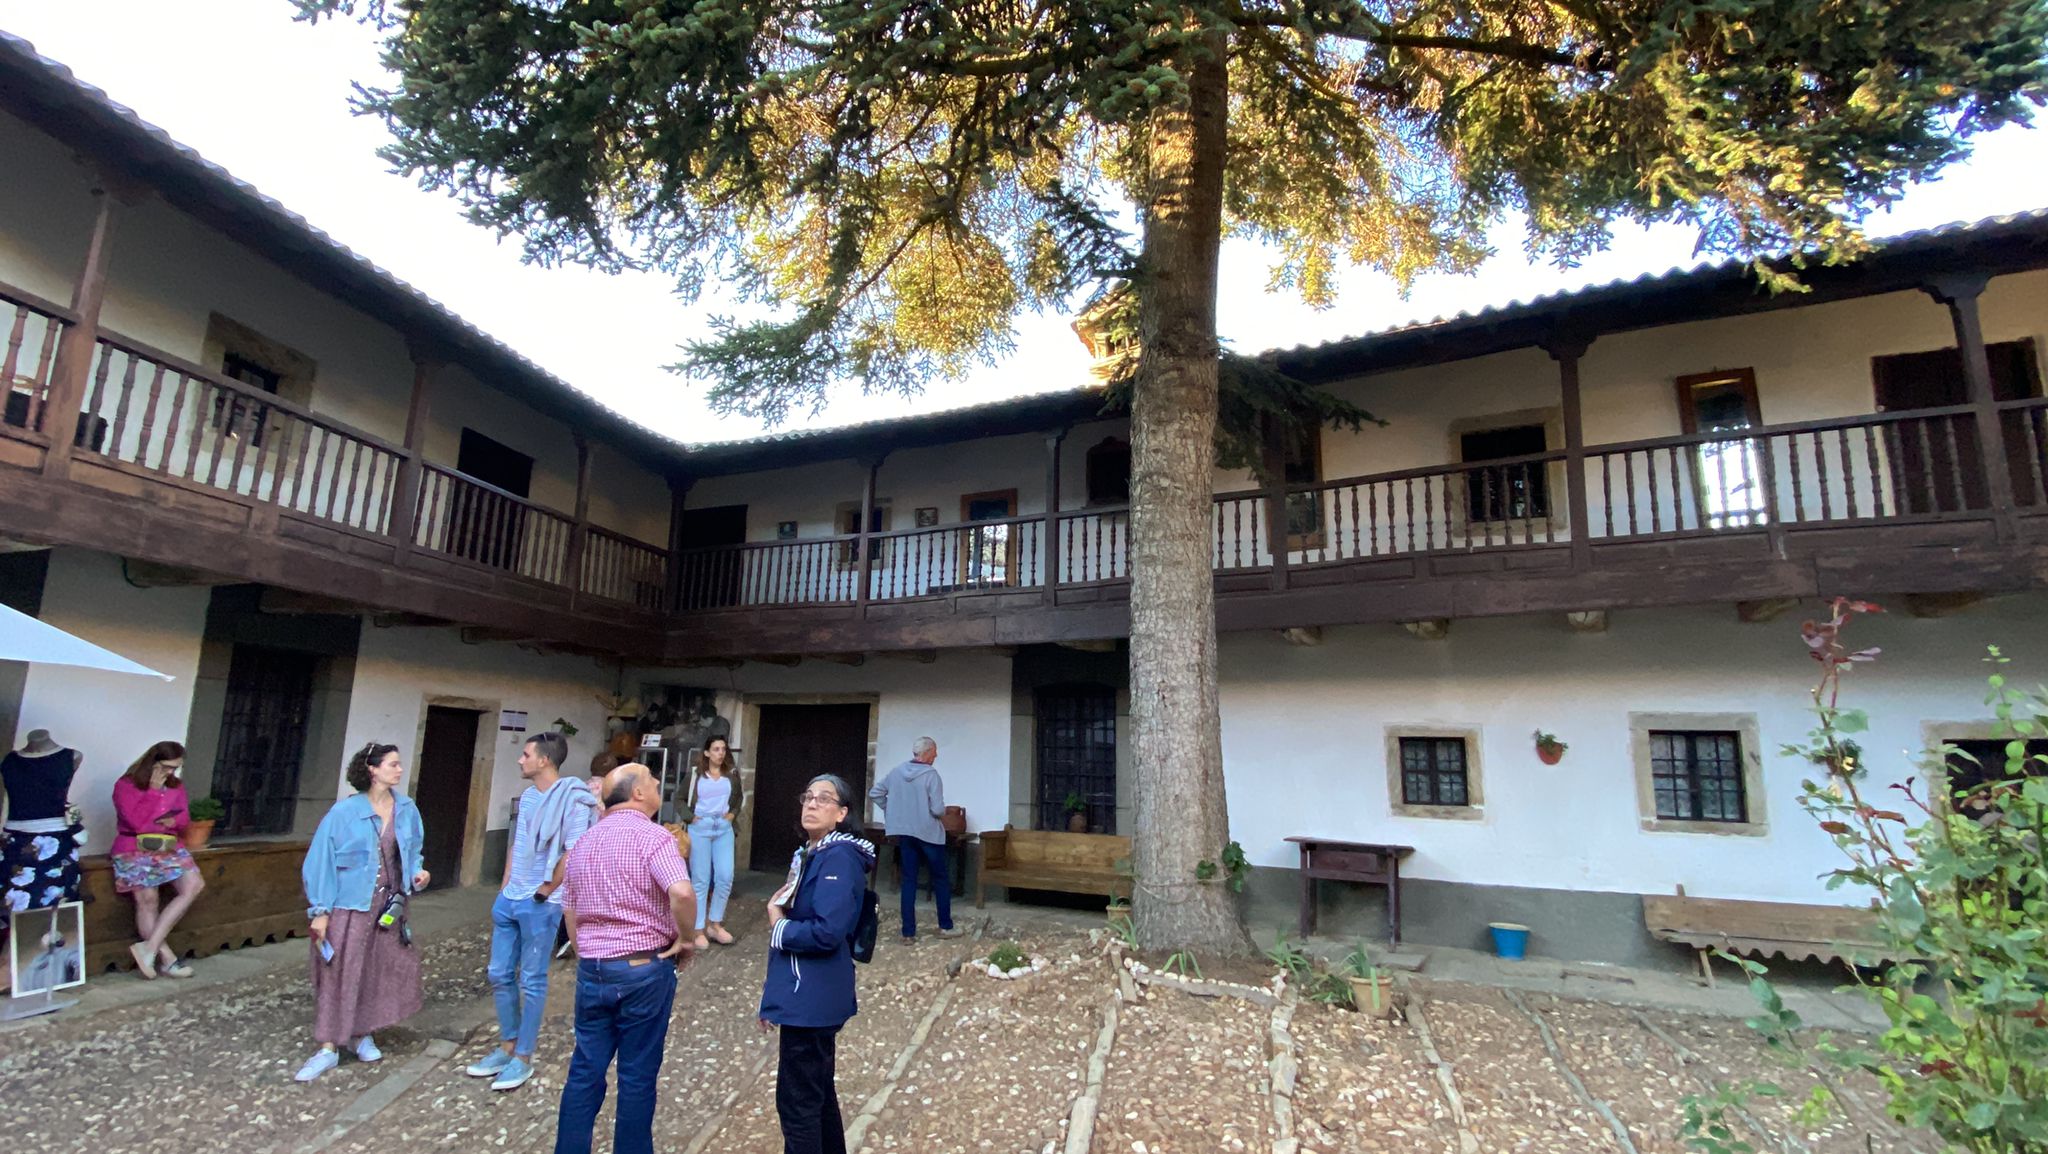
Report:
0,745,80,823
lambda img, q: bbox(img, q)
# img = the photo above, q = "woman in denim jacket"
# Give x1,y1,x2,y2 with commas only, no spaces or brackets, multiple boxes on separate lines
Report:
295,741,429,1082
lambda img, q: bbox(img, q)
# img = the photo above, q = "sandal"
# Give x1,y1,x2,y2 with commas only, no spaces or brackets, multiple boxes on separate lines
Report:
128,942,158,979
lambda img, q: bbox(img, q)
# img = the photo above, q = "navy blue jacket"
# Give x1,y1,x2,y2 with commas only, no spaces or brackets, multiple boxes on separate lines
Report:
759,832,875,1029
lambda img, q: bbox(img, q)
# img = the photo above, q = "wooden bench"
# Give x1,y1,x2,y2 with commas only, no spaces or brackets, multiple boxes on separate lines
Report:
1642,888,1895,986
977,826,1130,908
81,838,312,974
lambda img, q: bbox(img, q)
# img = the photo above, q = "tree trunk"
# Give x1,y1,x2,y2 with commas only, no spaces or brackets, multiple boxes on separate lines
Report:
1127,29,1249,957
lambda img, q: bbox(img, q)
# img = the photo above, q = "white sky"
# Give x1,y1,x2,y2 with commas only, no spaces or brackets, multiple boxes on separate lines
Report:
3,1,2043,444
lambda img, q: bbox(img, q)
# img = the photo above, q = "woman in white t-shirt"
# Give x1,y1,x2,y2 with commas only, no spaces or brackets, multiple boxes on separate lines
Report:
686,737,742,949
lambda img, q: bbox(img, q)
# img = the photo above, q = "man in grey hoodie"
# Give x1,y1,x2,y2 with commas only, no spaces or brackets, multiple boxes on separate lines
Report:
870,736,960,938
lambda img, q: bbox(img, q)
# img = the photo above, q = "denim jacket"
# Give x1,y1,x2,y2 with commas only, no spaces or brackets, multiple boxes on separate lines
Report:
302,792,425,917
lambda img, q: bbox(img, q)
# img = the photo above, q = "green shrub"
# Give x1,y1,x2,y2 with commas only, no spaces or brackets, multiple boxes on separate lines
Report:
189,796,225,822
986,941,1028,973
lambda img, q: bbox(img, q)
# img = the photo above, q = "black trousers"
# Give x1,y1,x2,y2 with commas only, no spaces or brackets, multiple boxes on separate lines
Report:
776,1024,846,1154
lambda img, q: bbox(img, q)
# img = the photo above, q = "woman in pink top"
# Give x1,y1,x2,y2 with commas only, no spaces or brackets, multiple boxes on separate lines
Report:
111,740,205,979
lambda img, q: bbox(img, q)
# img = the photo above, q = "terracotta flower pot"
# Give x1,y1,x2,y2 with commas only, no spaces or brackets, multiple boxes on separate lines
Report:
1067,812,1088,833
182,820,216,850
1346,974,1398,1018
941,805,967,835
1536,744,1565,765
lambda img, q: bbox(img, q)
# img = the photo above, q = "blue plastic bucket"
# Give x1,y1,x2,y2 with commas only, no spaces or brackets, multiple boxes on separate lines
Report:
1488,922,1531,960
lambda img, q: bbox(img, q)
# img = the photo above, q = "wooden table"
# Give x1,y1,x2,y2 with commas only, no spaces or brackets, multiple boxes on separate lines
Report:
864,825,977,896
1285,837,1415,943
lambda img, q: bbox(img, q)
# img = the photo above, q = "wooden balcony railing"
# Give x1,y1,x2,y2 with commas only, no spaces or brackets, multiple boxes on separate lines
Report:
412,464,576,586
0,286,70,438
1057,506,1130,583
1281,449,1569,562
583,526,669,611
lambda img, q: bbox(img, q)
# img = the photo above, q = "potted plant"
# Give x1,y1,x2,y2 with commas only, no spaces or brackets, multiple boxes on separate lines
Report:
1534,730,1568,765
1062,791,1089,833
184,796,225,850
1342,940,1397,1018
1105,895,1131,924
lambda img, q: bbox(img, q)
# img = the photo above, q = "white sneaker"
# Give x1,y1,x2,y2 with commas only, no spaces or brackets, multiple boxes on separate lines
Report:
294,1048,340,1082
354,1036,383,1063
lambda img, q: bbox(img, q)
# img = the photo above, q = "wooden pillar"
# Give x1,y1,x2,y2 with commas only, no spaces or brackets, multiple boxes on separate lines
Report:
386,353,437,559
1924,275,2017,538
566,433,592,604
1043,430,1065,599
1544,333,1594,569
1262,415,1291,591
41,187,118,477
665,475,693,613
854,457,879,612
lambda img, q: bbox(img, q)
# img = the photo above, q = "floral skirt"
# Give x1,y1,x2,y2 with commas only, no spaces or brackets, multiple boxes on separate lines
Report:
2,825,82,926
113,846,195,893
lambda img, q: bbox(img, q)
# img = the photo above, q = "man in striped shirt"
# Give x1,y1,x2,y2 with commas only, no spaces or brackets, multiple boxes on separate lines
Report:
554,763,696,1154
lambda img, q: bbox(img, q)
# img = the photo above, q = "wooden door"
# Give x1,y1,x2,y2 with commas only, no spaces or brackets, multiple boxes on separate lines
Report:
749,703,870,872
959,488,1018,587
211,645,316,835
415,706,480,890
678,503,749,608
1873,340,2041,512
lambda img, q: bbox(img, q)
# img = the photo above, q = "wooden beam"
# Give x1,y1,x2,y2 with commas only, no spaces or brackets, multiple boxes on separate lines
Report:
259,588,377,615
566,432,592,607
1043,430,1065,600
810,653,867,666
1401,618,1451,641
873,649,938,663
386,353,436,557
1544,333,1594,570
1924,276,2017,540
1279,626,1322,646
40,187,117,479
120,560,238,587
1904,591,1987,618
1057,638,1120,652
1736,597,1801,623
665,475,692,613
1262,416,1290,592
854,457,878,612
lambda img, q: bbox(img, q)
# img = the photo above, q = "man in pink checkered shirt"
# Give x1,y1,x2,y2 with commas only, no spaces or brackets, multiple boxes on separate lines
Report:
554,764,696,1154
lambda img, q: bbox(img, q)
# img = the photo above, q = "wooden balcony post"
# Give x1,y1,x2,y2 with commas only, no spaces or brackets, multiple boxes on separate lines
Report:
1544,333,1594,569
566,433,592,604
1924,275,2017,538
1262,415,1291,591
386,352,436,559
1043,430,1065,599
665,474,693,613
41,187,117,478
855,457,879,611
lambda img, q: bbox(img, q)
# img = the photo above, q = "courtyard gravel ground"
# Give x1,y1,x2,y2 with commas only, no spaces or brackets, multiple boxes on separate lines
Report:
0,896,1946,1154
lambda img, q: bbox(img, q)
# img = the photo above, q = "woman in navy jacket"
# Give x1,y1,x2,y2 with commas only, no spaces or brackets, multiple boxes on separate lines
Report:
759,773,875,1154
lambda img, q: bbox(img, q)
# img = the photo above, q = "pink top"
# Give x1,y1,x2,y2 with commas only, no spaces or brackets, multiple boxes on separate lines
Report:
560,809,690,959
112,778,190,856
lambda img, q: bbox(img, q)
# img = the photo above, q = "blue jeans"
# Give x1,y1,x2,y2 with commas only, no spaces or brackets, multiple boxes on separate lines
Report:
898,836,951,937
688,816,735,930
488,892,564,1056
553,956,677,1154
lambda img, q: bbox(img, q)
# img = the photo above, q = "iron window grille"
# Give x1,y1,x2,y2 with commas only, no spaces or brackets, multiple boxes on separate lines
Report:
1399,736,1470,806
1650,730,1745,822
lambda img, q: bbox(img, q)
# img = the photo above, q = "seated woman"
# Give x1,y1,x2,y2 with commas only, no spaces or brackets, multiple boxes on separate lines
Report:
110,740,204,979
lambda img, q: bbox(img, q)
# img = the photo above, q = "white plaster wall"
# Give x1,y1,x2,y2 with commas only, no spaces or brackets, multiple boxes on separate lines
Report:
1217,593,2048,904
624,650,1015,836
338,623,618,833
0,111,98,307
11,550,208,851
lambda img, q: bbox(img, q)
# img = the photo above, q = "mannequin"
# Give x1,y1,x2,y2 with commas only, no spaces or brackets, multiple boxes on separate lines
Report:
1,729,85,930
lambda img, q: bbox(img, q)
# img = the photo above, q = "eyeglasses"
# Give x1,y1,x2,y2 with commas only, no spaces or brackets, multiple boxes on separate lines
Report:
798,792,844,808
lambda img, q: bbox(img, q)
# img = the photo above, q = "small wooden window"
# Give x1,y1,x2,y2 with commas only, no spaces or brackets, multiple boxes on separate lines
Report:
1944,738,2048,796
1676,368,1761,434
1458,423,1549,522
1085,438,1131,507
834,502,891,566
1399,736,1470,807
1649,730,1746,822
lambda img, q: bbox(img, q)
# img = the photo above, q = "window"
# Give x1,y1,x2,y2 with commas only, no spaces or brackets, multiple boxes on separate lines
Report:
1873,339,2041,512
1943,738,2048,799
1459,423,1550,522
1035,684,1118,833
215,352,282,443
1282,423,1323,546
834,501,891,566
1085,438,1131,506
960,489,1018,586
200,314,315,448
451,429,535,571
1650,730,1745,822
1385,725,1485,819
1399,737,1469,806
211,644,316,835
1632,712,1766,835
1676,368,1766,528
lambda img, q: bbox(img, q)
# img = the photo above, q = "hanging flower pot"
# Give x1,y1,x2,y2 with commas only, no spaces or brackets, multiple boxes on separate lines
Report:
1534,730,1568,765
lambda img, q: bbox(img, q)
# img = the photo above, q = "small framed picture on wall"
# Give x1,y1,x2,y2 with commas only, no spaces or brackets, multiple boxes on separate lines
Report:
776,521,799,539
914,506,939,528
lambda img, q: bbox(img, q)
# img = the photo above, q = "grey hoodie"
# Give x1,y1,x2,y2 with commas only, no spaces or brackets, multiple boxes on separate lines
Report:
869,759,946,844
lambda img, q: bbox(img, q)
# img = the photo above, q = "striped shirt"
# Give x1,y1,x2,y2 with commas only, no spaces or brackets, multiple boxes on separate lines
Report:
560,809,691,959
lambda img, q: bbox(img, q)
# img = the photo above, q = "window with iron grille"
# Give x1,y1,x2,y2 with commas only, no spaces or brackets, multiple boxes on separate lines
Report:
211,644,317,835
1650,730,1745,822
1399,737,1469,806
1035,684,1117,833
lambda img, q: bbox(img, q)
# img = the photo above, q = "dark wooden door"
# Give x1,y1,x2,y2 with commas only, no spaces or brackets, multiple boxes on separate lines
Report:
212,645,316,835
749,703,870,872
678,504,749,609
1873,340,2041,512
415,706,480,890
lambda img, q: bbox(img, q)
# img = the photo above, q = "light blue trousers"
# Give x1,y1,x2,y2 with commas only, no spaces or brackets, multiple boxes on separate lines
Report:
687,816,734,930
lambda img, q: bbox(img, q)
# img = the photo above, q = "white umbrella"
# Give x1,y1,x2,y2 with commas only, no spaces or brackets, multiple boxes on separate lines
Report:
0,602,172,680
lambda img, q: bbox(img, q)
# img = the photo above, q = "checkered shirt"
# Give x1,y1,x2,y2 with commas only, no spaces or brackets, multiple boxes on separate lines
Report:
560,808,691,959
